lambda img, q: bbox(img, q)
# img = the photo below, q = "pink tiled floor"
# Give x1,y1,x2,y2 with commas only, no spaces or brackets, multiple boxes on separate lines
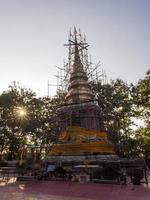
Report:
0,192,90,200
0,181,150,200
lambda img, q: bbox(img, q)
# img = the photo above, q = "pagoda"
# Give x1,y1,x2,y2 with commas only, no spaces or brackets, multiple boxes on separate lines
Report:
45,29,147,184
48,28,116,166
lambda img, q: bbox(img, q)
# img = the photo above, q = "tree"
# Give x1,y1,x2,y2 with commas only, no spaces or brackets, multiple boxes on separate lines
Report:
132,125,150,162
129,70,150,160
0,83,36,160
93,79,133,157
0,83,66,160
131,69,150,123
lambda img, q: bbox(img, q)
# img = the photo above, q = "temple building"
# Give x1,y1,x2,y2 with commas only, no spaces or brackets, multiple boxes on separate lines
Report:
48,28,116,166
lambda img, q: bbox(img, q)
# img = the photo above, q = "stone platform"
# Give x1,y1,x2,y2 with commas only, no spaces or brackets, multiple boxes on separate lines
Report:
46,154,119,164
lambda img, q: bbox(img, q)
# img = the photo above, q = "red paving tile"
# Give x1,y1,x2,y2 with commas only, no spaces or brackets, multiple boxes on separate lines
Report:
0,181,150,200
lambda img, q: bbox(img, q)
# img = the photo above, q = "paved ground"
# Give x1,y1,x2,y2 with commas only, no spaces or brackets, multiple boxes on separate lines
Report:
0,180,150,200
0,192,90,200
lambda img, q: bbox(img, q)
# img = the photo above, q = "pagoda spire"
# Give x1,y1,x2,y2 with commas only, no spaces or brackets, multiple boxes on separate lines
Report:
72,43,84,73
73,26,81,69
65,28,94,104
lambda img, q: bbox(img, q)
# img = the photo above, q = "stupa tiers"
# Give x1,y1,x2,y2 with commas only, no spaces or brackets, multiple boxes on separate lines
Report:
50,28,115,157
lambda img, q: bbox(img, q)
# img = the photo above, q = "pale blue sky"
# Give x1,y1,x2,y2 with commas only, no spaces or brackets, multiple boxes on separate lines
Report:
0,0,149,96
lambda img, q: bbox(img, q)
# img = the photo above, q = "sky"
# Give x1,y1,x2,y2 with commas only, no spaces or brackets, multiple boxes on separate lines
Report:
0,0,149,97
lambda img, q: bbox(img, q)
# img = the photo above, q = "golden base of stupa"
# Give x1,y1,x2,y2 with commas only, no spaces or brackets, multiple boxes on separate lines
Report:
50,126,114,155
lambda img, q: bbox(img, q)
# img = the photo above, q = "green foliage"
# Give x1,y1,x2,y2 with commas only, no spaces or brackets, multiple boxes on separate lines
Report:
129,124,150,163
0,83,65,160
93,70,150,159
131,70,150,122
93,79,133,157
